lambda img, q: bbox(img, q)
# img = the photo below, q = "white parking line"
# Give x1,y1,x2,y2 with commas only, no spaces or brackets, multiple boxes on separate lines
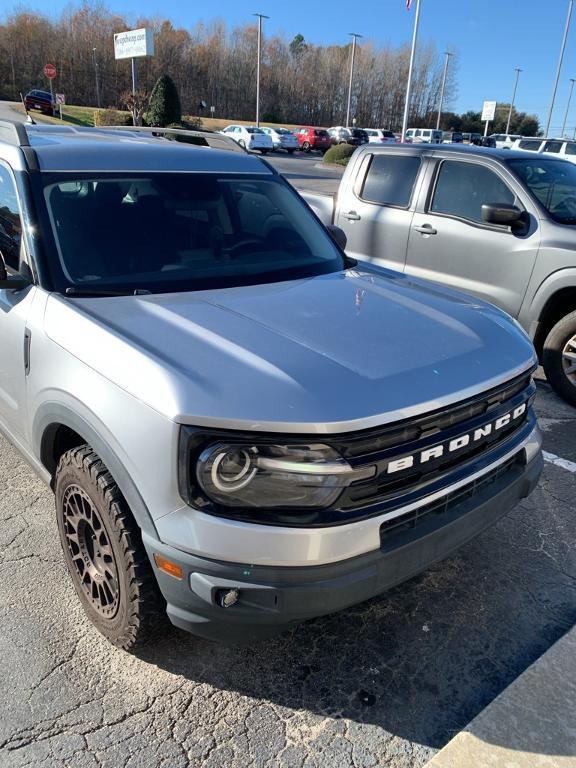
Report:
543,451,576,474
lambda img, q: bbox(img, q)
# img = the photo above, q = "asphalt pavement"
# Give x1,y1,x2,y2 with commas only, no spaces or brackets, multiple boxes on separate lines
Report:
0,107,575,767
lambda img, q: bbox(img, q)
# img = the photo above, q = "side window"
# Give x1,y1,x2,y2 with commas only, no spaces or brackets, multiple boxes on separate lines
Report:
543,140,562,154
430,161,516,225
360,154,421,207
519,139,542,151
0,164,23,270
565,142,576,156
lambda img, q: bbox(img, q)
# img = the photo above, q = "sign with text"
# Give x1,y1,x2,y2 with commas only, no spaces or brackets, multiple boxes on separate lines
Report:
55,93,65,105
481,100,497,122
114,28,154,60
44,63,57,79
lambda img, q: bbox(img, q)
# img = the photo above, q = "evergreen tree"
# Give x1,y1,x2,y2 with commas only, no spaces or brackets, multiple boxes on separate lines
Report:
146,74,182,127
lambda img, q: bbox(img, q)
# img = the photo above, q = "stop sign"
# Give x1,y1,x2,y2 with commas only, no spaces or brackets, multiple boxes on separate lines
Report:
44,63,57,79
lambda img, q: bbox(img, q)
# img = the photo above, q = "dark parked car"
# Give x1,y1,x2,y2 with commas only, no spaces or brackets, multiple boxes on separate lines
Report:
442,131,463,144
481,136,497,148
328,127,369,146
24,90,55,116
462,132,483,146
294,127,332,153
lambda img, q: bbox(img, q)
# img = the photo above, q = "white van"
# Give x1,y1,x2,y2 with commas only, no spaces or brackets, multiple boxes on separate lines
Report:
405,128,443,144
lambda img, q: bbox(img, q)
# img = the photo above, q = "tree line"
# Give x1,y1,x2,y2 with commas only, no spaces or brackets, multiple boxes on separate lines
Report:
0,1,462,129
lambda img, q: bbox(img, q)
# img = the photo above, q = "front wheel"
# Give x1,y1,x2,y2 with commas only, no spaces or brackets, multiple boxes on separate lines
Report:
55,445,165,650
542,310,576,406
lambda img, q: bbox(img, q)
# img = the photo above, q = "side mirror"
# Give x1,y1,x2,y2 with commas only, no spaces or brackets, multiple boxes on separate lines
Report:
326,224,347,250
482,203,525,228
0,253,30,290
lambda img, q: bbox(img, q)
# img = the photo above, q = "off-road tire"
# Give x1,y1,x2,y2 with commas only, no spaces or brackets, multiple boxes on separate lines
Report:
542,310,576,406
55,445,165,650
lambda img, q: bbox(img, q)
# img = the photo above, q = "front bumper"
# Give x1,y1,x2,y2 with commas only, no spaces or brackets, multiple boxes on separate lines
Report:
144,436,543,644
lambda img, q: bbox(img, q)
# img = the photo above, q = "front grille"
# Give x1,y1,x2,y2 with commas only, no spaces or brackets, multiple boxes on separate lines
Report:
380,454,522,544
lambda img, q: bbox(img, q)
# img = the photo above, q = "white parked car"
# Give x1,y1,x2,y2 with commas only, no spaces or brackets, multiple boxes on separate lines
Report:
491,133,521,149
511,137,576,164
364,129,398,144
405,128,443,144
219,125,273,153
261,127,299,153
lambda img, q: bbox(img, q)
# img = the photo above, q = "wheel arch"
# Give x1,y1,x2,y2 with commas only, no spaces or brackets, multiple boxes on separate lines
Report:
533,283,576,356
35,405,158,538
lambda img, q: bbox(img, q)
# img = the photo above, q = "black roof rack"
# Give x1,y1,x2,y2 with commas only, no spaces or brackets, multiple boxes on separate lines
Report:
101,125,247,153
0,119,30,147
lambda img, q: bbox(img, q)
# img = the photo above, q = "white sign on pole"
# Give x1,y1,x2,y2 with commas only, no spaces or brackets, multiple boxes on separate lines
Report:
481,100,497,122
114,28,154,60
55,93,65,105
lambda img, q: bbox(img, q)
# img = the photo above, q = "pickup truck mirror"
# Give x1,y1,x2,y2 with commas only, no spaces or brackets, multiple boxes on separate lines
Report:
326,225,347,250
0,252,30,291
481,203,524,227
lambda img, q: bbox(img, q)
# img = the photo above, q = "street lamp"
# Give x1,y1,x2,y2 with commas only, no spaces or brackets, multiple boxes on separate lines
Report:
92,47,101,109
562,78,576,137
545,0,574,137
254,13,269,127
346,33,362,129
505,68,522,136
436,51,453,130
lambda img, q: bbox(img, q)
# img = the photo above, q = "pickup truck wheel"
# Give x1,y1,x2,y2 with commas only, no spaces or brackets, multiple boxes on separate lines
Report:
55,445,165,650
542,310,576,406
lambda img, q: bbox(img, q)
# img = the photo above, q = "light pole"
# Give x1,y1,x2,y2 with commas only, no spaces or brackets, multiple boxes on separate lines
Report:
346,33,362,128
254,13,269,127
562,78,576,136
92,47,101,109
545,0,574,137
401,0,422,142
436,51,453,130
505,67,522,135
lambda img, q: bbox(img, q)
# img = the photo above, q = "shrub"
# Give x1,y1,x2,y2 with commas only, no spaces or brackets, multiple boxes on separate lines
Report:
146,74,182,127
323,143,355,166
93,109,132,127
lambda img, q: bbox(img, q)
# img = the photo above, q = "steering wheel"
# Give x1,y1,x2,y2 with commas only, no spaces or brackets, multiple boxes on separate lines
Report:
225,238,268,258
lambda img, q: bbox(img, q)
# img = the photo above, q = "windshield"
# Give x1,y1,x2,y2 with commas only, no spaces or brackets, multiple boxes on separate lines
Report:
275,128,291,135
42,174,345,294
508,158,576,224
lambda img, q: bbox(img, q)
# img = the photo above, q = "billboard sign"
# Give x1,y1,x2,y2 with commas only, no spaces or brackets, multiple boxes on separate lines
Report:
114,28,154,60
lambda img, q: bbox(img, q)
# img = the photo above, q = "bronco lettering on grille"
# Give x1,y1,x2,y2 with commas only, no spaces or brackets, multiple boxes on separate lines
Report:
386,403,527,475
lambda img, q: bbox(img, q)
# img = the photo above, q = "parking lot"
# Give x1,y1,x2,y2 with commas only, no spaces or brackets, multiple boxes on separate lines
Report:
0,113,574,767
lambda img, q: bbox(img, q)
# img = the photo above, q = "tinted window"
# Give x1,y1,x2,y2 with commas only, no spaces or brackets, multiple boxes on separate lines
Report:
382,131,395,138
519,139,542,151
509,157,576,223
565,142,576,156
361,155,421,207
315,130,329,137
0,163,22,270
431,161,515,224
543,140,562,154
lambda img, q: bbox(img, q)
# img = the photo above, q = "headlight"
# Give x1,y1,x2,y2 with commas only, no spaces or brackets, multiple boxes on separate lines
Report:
179,431,375,511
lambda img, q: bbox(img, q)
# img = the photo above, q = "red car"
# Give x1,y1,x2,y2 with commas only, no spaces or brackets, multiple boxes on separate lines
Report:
294,127,332,153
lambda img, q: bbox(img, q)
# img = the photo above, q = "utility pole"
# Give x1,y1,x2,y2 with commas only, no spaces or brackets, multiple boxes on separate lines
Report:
401,0,422,142
562,78,576,136
254,13,269,127
505,67,522,135
92,47,101,108
436,51,453,130
545,0,574,137
346,33,362,128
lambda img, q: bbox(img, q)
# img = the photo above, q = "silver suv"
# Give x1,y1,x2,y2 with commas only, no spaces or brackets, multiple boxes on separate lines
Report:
0,121,542,649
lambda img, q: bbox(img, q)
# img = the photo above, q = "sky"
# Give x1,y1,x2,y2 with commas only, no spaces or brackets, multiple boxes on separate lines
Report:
7,0,576,134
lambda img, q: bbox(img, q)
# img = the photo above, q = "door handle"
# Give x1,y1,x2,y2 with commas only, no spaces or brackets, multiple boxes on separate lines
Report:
413,223,437,235
342,211,361,221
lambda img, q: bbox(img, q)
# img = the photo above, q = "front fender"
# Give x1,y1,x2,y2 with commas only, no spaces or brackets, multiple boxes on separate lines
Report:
521,267,576,336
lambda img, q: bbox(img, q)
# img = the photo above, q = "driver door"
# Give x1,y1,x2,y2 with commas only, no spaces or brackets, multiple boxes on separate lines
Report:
0,161,36,443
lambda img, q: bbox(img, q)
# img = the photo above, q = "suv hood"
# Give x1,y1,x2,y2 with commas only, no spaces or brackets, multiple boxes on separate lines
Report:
45,267,536,432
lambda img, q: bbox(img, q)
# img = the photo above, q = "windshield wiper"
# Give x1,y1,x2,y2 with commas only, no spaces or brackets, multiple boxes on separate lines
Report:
65,287,152,297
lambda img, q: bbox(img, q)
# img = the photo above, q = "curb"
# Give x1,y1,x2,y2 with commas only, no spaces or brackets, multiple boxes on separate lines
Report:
425,625,576,767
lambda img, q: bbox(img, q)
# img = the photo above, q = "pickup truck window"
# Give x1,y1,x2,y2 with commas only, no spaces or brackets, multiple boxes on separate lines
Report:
0,163,22,270
431,160,515,224
42,174,345,293
360,154,421,207
508,157,576,224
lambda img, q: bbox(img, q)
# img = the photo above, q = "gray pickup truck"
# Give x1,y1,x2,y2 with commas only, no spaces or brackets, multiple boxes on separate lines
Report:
303,144,576,406
0,121,541,650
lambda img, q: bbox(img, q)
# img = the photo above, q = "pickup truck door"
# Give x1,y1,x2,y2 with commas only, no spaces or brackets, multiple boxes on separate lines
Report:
405,155,540,317
335,149,424,271
0,162,35,444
